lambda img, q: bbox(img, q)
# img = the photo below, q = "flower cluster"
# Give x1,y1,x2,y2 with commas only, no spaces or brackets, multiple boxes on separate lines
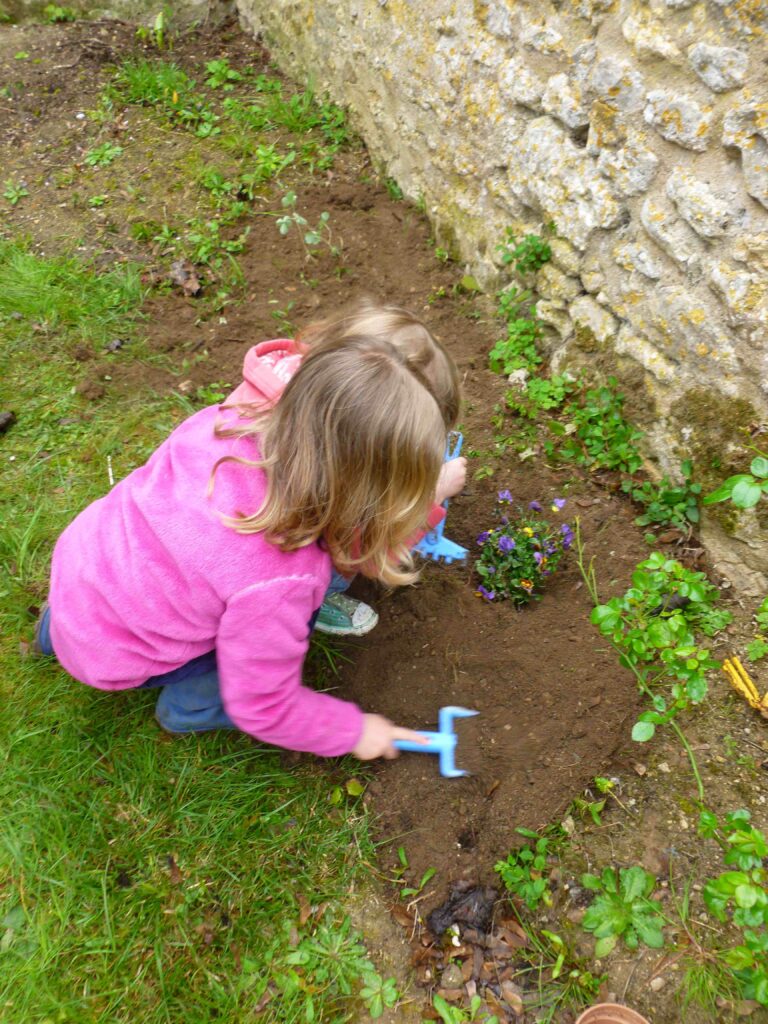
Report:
474,491,573,605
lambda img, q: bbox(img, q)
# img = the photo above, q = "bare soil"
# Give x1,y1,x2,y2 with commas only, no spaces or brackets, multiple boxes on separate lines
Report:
2,17,766,1024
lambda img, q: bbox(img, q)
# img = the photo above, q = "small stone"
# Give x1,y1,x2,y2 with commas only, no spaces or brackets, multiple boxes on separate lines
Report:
613,240,664,280
723,105,768,210
688,43,748,93
570,294,618,345
520,21,564,54
633,762,647,776
650,976,666,992
666,168,731,238
657,761,671,773
623,13,684,64
644,91,713,151
536,264,583,308
441,963,465,989
640,196,701,270
589,57,646,113
598,141,659,197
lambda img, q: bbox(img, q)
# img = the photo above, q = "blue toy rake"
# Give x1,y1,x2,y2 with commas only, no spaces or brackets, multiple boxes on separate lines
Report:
414,431,468,565
393,706,478,777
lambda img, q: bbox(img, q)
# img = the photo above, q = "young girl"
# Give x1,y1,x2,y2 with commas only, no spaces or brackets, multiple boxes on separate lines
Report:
36,304,467,762
223,304,466,637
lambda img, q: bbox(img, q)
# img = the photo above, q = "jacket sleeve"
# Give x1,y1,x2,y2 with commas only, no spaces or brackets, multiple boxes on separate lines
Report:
216,575,364,756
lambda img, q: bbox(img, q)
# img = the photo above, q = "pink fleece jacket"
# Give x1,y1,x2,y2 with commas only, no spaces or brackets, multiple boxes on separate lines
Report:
49,405,364,757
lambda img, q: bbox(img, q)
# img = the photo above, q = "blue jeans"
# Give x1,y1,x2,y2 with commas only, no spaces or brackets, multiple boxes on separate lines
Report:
36,569,352,735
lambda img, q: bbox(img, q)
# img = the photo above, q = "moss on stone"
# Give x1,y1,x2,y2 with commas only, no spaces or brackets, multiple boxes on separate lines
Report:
670,387,758,534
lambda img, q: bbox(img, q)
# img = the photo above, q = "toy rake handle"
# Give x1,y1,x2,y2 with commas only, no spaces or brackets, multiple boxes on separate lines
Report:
393,731,454,754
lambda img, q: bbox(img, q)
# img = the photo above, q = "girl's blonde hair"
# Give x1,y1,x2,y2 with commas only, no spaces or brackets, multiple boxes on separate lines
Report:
216,304,460,586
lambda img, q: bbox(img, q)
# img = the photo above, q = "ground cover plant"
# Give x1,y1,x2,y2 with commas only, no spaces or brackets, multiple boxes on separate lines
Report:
0,13,766,1024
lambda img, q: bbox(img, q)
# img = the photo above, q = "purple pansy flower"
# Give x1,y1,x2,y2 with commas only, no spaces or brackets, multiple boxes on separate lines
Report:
560,523,574,549
528,500,542,512
498,535,516,553
552,497,566,510
498,489,513,503
486,565,496,574
500,515,509,526
477,585,496,601
476,531,490,545
534,551,543,564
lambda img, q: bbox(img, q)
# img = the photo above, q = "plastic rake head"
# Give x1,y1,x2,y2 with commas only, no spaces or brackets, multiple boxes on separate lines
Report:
414,431,468,565
393,706,479,777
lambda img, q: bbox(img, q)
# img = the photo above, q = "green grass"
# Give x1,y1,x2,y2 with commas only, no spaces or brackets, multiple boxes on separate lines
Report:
0,241,381,1022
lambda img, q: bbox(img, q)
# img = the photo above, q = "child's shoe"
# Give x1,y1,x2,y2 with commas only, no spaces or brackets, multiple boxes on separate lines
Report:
315,594,378,637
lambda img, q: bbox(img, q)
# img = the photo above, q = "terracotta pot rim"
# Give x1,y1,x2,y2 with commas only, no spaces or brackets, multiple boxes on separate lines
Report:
575,1003,651,1024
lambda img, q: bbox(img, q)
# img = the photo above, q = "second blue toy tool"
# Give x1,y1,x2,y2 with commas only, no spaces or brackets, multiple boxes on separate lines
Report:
414,431,468,565
393,705,478,777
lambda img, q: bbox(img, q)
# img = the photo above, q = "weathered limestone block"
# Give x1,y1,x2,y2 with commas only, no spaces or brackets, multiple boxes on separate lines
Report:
580,251,606,293
708,261,768,332
512,117,625,249
615,324,677,382
499,57,545,112
665,168,731,238
549,238,583,276
644,91,714,151
622,12,684,64
536,300,574,339
723,104,768,210
542,74,590,130
647,285,742,385
588,57,646,113
535,263,584,308
701,512,768,598
687,42,748,92
570,294,619,344
640,195,702,269
613,239,665,279
598,140,660,197
734,232,768,273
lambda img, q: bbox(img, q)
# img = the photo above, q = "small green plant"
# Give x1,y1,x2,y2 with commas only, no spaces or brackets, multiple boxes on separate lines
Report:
384,176,403,201
84,142,123,168
494,827,561,910
248,913,399,1020
87,194,108,208
489,315,542,375
580,866,665,956
276,191,335,256
698,809,768,1007
497,229,552,276
703,453,768,510
43,4,77,22
430,993,499,1024
475,492,572,605
549,379,644,474
589,551,723,744
3,180,29,205
135,11,169,51
746,596,768,662
623,459,701,534
505,374,577,419
204,58,243,90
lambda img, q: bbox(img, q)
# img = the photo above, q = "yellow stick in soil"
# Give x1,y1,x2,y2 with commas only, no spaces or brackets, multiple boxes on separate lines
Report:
722,656,768,719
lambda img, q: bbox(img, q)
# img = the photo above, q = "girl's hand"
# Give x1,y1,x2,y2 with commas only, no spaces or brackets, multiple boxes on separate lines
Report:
352,713,429,761
435,456,467,505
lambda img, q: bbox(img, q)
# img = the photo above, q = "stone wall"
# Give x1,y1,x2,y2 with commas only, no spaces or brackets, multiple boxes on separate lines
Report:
238,0,768,592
